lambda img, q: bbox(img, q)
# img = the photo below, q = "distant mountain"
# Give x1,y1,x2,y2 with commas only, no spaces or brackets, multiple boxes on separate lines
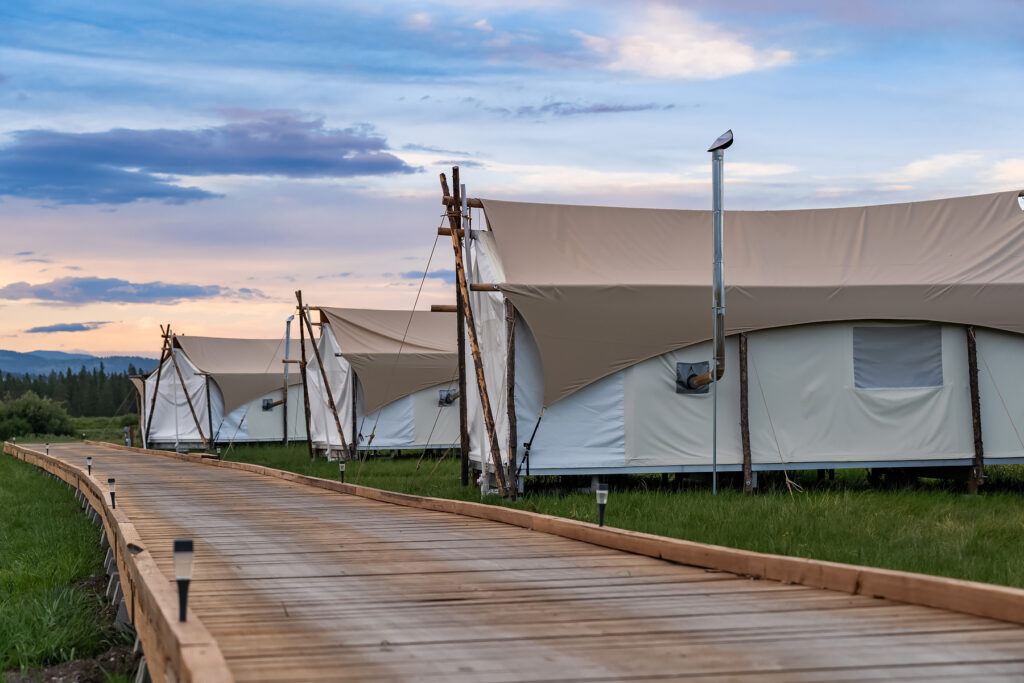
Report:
0,350,158,377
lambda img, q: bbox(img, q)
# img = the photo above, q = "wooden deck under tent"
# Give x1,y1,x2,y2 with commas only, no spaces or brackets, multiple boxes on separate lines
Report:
12,441,1024,682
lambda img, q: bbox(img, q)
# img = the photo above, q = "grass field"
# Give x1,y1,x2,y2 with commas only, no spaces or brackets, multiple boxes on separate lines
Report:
0,454,124,674
8,415,138,447
223,443,1024,589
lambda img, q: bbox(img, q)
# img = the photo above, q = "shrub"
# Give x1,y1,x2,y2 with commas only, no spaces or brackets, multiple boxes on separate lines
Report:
0,392,74,440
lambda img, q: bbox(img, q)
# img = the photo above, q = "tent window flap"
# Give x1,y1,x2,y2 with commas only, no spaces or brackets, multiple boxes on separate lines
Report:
853,325,943,389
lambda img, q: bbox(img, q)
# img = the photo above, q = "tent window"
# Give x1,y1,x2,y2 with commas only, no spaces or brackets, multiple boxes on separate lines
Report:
853,325,943,389
676,361,710,394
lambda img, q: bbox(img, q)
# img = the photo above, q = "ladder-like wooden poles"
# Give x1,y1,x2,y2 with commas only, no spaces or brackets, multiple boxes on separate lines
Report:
296,291,315,461
167,329,209,450
144,325,169,447
297,297,351,459
441,168,509,496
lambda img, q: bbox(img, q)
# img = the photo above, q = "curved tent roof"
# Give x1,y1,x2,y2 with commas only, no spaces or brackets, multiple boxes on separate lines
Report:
480,190,1024,406
319,307,457,414
172,336,311,413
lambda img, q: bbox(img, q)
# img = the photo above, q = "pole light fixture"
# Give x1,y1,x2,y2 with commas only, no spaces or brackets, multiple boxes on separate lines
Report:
339,460,345,483
596,483,609,527
108,477,116,509
87,456,92,475
174,539,194,622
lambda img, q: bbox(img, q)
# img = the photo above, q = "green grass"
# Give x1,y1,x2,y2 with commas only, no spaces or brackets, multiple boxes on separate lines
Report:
8,415,138,446
0,454,118,673
223,443,1024,589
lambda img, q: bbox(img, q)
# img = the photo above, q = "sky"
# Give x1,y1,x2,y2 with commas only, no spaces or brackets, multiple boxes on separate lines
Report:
1,0,1022,357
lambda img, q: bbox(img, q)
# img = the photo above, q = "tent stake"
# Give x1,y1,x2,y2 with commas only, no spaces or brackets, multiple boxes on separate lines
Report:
441,167,509,496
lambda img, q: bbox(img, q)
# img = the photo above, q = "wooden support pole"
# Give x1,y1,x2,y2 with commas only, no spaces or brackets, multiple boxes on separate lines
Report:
438,227,465,237
442,167,508,496
299,300,351,458
441,175,471,487
739,332,753,494
505,299,519,492
966,325,985,494
206,377,214,446
470,283,500,291
168,331,209,450
431,305,458,312
352,371,359,459
296,291,315,461
144,326,170,446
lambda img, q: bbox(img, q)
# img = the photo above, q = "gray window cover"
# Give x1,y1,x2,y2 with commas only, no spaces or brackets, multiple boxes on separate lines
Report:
853,325,943,389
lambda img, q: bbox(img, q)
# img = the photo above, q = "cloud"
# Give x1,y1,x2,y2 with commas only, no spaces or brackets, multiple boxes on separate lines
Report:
404,12,433,31
0,276,266,305
400,269,457,284
315,272,353,280
879,152,983,184
574,6,795,79
508,101,674,118
990,158,1024,190
14,251,33,256
0,110,417,205
474,19,494,33
21,258,53,264
432,159,485,168
403,143,472,156
64,265,83,271
26,321,113,334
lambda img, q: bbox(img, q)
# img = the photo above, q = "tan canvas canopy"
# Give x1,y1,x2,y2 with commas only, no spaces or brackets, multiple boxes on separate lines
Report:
319,308,457,414
173,336,310,413
480,190,1024,406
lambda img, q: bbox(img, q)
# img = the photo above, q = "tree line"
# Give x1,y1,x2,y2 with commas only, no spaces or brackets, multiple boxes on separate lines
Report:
0,364,142,417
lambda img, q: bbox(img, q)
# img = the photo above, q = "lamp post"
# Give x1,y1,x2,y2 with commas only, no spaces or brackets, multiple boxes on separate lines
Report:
87,456,92,476
707,129,733,495
45,443,49,455
339,459,345,483
108,477,116,509
174,539,194,622
596,483,609,527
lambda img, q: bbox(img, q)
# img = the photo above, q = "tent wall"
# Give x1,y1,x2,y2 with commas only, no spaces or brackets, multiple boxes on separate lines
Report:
143,349,212,447
467,234,1024,475
307,325,355,450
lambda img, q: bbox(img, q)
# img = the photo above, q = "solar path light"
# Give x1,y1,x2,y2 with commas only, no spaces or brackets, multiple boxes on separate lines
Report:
45,443,49,455
339,459,345,483
174,539,194,622
596,483,609,527
108,477,116,509
87,456,92,475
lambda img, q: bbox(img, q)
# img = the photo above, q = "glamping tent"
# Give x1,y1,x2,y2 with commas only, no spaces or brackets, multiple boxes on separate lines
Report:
458,189,1024,485
140,335,310,449
305,307,460,454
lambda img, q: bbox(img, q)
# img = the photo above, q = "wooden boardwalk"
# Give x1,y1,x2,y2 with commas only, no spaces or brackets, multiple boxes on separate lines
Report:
35,443,1024,681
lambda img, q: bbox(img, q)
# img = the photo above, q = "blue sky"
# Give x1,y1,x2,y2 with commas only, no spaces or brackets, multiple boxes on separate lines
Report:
1,0,1022,354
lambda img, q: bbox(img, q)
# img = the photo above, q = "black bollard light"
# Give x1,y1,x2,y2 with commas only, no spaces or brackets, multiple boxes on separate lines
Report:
174,539,194,622
339,459,345,483
108,477,116,509
45,443,49,455
596,483,609,527
87,456,92,475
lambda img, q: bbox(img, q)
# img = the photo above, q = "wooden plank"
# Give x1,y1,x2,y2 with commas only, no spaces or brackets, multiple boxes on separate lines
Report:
34,441,1024,683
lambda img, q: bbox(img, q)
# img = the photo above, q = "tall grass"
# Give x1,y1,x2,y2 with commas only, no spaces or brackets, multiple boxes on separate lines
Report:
225,444,1024,589
0,455,114,672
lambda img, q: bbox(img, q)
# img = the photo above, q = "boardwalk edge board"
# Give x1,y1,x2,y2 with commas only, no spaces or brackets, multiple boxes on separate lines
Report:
80,440,1024,628
2,442,234,683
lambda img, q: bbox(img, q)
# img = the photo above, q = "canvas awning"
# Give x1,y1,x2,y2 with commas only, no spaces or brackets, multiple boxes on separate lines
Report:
318,308,457,414
480,190,1024,406
173,336,311,413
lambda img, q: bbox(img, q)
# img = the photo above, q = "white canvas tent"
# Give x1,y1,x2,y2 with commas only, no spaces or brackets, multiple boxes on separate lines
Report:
306,307,460,454
460,189,1024,481
139,335,310,449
